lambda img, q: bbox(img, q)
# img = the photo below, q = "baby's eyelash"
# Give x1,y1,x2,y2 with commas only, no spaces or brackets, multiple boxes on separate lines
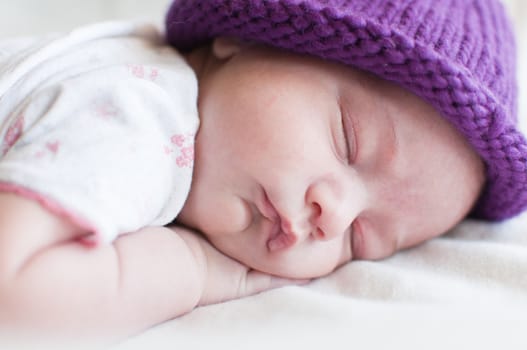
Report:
339,103,357,163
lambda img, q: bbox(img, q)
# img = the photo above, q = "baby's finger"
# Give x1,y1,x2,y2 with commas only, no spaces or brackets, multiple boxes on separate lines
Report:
240,270,310,297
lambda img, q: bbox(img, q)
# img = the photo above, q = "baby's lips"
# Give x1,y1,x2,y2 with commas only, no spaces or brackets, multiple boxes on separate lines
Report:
267,230,297,252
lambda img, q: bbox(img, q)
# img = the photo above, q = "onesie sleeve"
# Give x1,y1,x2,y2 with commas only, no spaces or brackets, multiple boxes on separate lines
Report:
0,58,199,243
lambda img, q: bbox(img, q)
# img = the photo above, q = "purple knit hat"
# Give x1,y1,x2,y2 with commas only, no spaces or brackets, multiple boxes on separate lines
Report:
165,0,527,220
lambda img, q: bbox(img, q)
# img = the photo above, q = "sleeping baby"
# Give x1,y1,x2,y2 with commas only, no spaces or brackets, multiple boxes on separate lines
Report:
0,0,525,343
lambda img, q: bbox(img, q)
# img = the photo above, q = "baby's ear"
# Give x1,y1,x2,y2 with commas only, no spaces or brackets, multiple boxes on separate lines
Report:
211,37,244,60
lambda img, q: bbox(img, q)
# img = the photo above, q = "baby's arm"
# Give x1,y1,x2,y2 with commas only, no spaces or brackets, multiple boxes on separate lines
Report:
0,193,294,343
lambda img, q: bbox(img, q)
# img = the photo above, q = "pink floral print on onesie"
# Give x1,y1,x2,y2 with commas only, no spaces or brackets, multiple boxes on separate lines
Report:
166,133,195,168
2,113,24,155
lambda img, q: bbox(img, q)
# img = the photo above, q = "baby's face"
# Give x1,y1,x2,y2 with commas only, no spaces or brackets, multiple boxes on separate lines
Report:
178,40,485,279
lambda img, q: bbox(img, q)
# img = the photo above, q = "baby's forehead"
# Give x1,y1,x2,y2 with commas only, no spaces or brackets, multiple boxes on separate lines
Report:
229,43,440,123
230,42,382,86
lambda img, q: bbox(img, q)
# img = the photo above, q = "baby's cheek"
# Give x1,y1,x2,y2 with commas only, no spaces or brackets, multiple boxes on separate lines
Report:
199,195,253,237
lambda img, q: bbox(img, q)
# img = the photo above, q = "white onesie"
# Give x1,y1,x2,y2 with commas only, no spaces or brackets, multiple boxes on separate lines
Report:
0,22,199,243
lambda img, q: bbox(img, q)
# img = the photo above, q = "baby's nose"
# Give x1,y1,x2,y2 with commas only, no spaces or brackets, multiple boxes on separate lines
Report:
310,206,348,241
308,202,341,241
305,179,362,242
282,203,349,243
276,201,343,242
313,227,339,241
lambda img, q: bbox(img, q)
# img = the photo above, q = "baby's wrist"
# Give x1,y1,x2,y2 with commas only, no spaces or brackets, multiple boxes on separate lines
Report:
171,227,208,306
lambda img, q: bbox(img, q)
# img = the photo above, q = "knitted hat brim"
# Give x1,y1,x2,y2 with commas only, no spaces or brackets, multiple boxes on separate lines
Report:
165,0,527,220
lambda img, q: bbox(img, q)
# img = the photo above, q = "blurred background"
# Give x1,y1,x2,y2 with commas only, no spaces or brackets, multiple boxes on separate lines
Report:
0,0,171,37
0,0,525,130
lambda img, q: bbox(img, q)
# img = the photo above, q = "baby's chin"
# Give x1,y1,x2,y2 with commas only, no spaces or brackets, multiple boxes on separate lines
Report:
239,255,343,280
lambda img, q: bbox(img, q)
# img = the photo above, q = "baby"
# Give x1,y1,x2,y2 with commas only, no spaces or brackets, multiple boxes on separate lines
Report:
1,0,526,343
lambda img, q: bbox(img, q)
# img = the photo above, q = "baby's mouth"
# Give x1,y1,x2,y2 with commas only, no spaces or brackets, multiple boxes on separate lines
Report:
267,224,297,252
259,188,297,252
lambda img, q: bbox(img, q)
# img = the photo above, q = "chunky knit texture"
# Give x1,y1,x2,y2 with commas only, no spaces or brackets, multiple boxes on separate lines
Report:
165,0,526,220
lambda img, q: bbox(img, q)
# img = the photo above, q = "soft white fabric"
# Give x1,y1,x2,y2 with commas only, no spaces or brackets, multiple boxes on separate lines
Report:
0,22,199,242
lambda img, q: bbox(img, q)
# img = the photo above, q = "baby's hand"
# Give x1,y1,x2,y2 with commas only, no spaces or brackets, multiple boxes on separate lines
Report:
175,227,308,306
198,240,310,306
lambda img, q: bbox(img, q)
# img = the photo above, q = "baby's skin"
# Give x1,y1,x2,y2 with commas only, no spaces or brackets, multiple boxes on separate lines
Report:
0,38,484,343
179,38,485,278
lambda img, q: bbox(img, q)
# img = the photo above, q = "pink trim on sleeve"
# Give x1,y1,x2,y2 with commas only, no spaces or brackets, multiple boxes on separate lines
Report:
0,182,100,247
